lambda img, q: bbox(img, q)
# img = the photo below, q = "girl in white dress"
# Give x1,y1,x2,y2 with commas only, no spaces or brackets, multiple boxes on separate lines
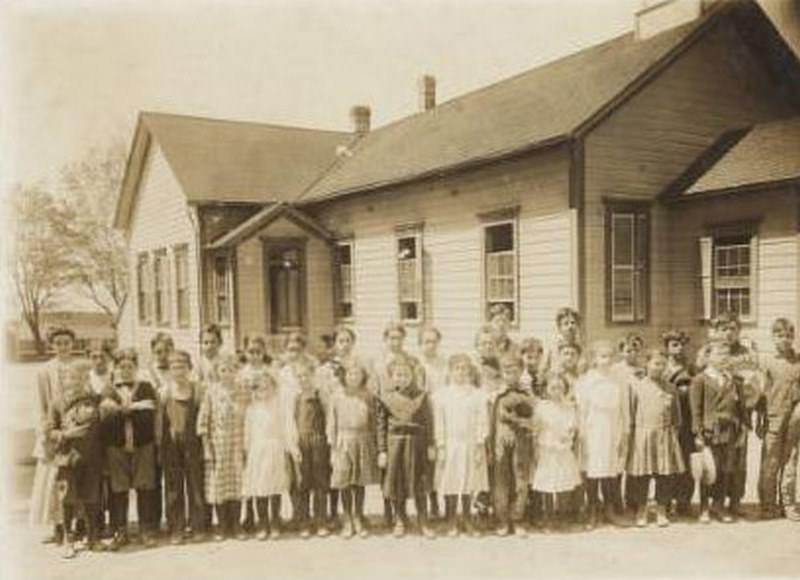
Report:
434,354,489,537
531,375,581,532
242,370,300,540
575,340,631,529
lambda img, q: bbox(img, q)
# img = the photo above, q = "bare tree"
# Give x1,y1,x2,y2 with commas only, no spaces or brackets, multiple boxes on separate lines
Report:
58,143,129,330
9,185,75,354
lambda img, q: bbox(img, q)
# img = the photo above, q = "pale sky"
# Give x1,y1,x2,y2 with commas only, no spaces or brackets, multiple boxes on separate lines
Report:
0,0,645,194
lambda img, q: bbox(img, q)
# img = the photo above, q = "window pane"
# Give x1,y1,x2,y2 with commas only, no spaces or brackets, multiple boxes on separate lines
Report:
337,243,352,265
612,214,634,267
398,260,418,300
486,223,514,253
613,268,634,320
400,301,418,321
398,236,417,260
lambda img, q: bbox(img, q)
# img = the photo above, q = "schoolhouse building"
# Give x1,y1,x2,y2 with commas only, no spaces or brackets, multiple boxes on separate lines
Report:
114,0,800,360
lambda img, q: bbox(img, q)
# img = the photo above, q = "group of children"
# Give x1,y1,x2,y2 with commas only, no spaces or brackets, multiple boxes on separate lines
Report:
29,305,800,559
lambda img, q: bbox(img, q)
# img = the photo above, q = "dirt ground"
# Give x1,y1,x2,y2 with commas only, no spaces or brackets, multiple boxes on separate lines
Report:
3,362,799,579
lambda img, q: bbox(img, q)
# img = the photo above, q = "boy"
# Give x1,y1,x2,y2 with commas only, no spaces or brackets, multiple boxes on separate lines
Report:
489,355,535,536
488,304,519,358
690,341,748,523
540,307,584,378
519,337,544,397
757,318,800,519
161,350,207,543
48,359,105,558
474,325,502,392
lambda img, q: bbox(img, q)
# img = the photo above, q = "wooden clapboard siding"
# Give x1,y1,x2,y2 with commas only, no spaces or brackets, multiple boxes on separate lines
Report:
582,18,795,345
308,146,575,358
233,215,334,353
125,142,202,358
668,189,799,351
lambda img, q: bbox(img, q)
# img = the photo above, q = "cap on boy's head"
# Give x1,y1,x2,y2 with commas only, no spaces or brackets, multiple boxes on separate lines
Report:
557,340,582,355
772,318,795,337
48,325,77,344
555,307,580,326
114,348,139,366
711,311,741,330
169,350,193,369
150,331,175,352
383,321,407,339
661,329,690,348
618,332,645,352
520,337,544,355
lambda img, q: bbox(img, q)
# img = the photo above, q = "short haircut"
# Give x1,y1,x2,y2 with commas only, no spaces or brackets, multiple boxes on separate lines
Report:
555,307,581,326
520,337,544,356
150,331,175,352
661,329,690,349
114,348,139,366
48,326,77,344
169,350,193,369
618,332,645,352
383,321,407,340
201,324,223,345
418,326,442,344
772,317,796,337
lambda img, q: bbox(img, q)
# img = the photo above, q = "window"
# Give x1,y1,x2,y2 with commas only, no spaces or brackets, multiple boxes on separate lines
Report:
698,224,758,321
607,204,649,323
212,254,231,325
174,244,190,328
267,246,303,331
136,253,151,324
396,225,424,323
335,241,354,320
483,217,517,322
153,249,170,326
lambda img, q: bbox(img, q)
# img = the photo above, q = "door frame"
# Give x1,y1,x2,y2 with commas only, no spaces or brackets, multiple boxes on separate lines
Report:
260,236,308,335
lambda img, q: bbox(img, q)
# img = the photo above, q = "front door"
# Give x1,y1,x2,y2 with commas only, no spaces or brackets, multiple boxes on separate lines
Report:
265,240,306,335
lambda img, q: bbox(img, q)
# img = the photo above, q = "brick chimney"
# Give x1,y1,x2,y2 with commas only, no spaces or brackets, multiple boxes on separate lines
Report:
350,105,371,135
418,75,436,112
635,0,718,40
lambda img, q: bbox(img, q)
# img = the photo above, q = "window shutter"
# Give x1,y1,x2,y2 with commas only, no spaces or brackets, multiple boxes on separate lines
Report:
698,236,713,320
748,233,759,322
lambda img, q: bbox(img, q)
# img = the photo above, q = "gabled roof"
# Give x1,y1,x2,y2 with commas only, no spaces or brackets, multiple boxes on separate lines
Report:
298,11,714,203
114,112,351,229
681,116,800,197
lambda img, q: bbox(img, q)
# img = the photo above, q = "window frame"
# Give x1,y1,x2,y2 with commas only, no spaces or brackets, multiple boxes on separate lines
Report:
136,252,152,325
605,200,651,325
210,250,233,328
395,223,425,325
173,243,190,329
479,207,520,325
153,248,171,327
334,238,355,323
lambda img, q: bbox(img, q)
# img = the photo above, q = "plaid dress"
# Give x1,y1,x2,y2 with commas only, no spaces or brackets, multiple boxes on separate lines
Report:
197,382,248,504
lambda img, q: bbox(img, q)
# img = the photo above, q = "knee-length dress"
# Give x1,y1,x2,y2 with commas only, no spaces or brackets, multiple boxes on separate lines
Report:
575,369,631,478
327,389,379,488
242,387,298,497
433,384,489,495
531,399,581,493
626,377,685,476
197,382,248,504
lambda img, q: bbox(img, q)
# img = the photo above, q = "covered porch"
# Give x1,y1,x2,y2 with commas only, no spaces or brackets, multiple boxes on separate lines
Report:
204,203,338,354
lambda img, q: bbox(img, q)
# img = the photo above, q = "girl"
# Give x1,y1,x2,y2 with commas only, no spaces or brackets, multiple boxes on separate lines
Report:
278,332,318,394
433,354,489,537
540,307,585,378
241,365,298,541
473,326,502,393
30,326,76,544
161,351,206,544
327,363,380,539
88,340,114,395
197,354,248,541
48,359,105,558
239,334,274,534
611,333,646,386
575,341,631,529
101,349,159,550
530,374,581,533
662,329,695,517
197,324,224,385
377,357,436,539
292,360,331,538
488,304,519,358
627,350,686,528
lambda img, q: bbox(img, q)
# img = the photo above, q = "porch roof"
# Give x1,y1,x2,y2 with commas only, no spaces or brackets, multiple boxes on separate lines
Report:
207,202,334,249
681,116,800,197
